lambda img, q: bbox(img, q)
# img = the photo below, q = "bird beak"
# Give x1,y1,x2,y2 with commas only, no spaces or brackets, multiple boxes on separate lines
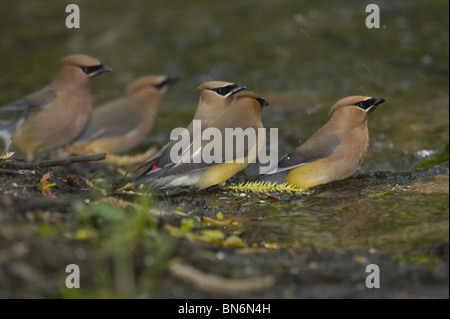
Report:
228,84,247,96
257,98,269,108
100,64,113,73
369,97,385,112
90,64,113,77
163,76,180,88
154,76,179,92
374,98,386,106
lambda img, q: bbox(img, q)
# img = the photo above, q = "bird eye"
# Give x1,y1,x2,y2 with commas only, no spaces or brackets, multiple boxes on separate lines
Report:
210,83,246,97
211,84,237,96
80,65,104,75
212,87,227,96
354,98,375,110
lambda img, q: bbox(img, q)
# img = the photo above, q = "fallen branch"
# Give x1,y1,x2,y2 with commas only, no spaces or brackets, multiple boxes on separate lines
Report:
2,196,76,212
0,168,25,175
0,153,106,169
168,258,276,294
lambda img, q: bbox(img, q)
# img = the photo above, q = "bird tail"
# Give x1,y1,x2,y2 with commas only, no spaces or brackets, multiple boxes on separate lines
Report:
0,119,15,148
132,164,171,188
256,170,288,184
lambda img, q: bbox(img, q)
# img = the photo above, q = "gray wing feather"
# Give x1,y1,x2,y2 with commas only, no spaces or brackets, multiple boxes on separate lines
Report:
77,105,142,141
0,90,56,118
273,134,341,173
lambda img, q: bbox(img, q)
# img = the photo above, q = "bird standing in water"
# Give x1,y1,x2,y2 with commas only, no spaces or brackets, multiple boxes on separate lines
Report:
134,81,246,181
136,91,269,189
0,54,112,160
74,75,178,154
260,96,385,189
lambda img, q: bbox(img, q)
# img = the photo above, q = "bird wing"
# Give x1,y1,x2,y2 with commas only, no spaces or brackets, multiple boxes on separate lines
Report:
158,130,260,177
0,89,56,118
133,127,197,184
0,99,30,115
136,126,200,178
77,102,142,141
0,119,15,144
133,142,172,178
276,133,341,171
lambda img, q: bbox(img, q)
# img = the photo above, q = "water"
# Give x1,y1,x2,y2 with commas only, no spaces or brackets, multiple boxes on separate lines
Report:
1,0,448,168
0,0,448,296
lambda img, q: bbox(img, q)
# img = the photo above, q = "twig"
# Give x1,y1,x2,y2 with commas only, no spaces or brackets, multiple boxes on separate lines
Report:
12,196,75,212
168,258,276,294
1,139,13,158
0,168,25,175
0,153,106,169
223,181,307,195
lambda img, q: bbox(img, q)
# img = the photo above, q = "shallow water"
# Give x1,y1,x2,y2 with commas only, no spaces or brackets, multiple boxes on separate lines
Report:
0,0,448,298
0,0,448,168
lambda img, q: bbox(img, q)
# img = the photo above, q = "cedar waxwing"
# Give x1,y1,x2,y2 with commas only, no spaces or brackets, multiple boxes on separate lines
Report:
260,96,385,189
0,54,112,159
73,75,178,154
134,81,246,180
135,91,269,189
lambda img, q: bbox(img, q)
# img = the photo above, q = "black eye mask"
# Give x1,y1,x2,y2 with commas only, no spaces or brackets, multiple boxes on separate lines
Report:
80,64,106,76
256,98,269,108
354,98,385,110
153,77,179,90
211,84,246,97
